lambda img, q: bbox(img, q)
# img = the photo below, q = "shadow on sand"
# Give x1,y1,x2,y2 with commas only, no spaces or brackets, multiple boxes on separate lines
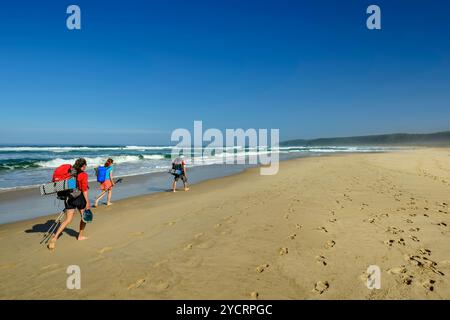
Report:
25,219,78,239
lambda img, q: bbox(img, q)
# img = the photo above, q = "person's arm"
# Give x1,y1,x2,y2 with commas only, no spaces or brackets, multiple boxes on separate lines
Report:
80,173,90,209
183,164,187,177
83,190,90,210
110,171,115,186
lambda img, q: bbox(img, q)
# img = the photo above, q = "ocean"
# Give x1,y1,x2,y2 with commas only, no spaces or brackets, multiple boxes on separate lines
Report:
0,145,396,191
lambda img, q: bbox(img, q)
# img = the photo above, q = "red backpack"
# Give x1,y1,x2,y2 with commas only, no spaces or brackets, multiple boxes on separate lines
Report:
52,164,74,182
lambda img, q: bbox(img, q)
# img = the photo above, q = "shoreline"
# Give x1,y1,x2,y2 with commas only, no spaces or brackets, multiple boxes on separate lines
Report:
0,151,354,225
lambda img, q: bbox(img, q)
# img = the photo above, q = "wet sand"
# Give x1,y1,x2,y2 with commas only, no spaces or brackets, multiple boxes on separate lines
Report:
0,148,450,299
0,163,252,224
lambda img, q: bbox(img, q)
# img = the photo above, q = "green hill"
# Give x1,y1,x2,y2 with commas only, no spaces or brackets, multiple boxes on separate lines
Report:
281,131,450,147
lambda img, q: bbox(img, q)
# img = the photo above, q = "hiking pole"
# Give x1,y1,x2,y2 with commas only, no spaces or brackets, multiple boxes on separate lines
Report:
40,211,65,244
106,178,123,191
42,213,63,244
48,211,65,240
40,215,59,244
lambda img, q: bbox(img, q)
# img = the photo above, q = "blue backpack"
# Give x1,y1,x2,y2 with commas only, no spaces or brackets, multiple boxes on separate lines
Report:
97,166,108,183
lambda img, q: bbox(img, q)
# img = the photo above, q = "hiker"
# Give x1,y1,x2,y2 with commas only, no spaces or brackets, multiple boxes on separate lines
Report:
94,158,115,207
171,157,189,192
47,158,91,250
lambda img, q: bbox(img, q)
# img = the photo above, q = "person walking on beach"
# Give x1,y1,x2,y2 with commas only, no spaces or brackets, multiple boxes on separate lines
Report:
48,158,91,250
172,157,189,192
94,158,115,207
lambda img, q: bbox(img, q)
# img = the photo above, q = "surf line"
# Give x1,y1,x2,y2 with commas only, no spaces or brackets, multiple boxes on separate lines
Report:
176,304,210,318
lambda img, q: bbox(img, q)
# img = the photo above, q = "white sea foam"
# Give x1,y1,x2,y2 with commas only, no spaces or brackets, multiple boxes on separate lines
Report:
35,155,145,168
142,155,166,160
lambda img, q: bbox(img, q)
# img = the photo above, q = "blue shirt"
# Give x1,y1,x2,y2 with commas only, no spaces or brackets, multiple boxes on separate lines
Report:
105,166,113,181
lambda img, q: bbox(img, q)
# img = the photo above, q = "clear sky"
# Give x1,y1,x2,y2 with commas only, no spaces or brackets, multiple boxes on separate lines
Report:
0,0,449,145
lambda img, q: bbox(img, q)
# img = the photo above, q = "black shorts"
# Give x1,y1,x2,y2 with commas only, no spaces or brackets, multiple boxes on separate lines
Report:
64,194,87,210
174,174,187,183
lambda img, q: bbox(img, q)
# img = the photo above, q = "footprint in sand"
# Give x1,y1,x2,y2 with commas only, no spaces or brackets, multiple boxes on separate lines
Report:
386,226,404,235
316,255,327,266
437,222,448,227
324,240,336,249
223,216,235,224
214,223,222,229
194,233,205,239
153,259,169,268
184,243,194,250
295,224,303,229
360,203,369,210
402,274,414,285
98,247,113,254
409,227,420,232
127,278,146,290
406,219,414,224
250,292,259,300
422,279,436,292
313,281,330,294
279,247,289,256
220,229,232,236
197,239,216,249
419,248,431,256
329,218,337,223
317,226,328,233
256,264,270,273
154,281,170,291
166,221,177,227
288,234,297,240
409,235,420,242
404,254,445,276
387,266,407,275
384,238,405,246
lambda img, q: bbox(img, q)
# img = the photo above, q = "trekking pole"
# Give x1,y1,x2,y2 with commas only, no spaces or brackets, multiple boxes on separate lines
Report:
48,211,65,238
40,217,58,244
42,212,63,244
40,211,65,244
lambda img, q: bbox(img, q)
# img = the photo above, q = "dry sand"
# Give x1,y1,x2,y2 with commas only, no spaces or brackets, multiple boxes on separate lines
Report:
1,148,450,299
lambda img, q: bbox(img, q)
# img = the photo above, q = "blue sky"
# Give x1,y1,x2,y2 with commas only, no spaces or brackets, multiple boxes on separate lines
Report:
0,0,449,145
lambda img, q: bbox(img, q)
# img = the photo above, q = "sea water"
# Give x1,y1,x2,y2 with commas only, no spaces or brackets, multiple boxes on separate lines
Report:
0,145,396,191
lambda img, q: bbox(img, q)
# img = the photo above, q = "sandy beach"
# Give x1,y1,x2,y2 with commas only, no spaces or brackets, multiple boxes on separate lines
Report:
1,148,450,300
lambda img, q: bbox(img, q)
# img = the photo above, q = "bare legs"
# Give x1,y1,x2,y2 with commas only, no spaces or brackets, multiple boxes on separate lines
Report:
77,210,88,241
95,189,113,207
172,180,177,192
172,179,189,192
107,189,113,205
94,190,106,207
47,209,87,250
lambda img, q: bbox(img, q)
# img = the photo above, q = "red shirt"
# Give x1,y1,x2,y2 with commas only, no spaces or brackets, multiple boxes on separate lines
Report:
77,172,89,192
